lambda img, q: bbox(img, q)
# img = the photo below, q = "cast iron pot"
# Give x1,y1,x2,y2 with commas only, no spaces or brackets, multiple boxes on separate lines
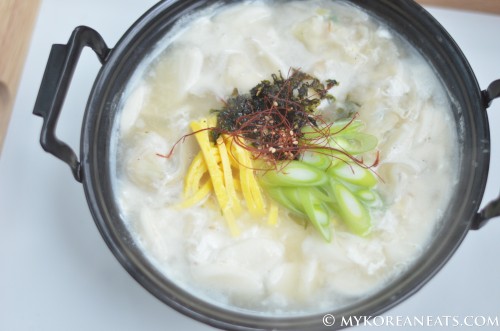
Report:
33,0,500,330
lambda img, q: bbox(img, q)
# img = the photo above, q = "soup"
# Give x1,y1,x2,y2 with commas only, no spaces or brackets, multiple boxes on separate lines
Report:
114,0,459,314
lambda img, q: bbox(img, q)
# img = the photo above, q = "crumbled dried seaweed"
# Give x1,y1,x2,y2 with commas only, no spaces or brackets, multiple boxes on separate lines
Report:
211,69,338,161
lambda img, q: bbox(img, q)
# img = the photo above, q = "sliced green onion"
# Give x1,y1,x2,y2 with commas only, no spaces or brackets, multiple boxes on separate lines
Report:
330,181,371,236
298,189,332,242
260,161,327,187
328,162,378,188
356,189,382,207
264,186,306,217
300,150,335,170
326,118,364,134
301,119,364,141
310,186,333,202
328,132,378,155
258,113,381,241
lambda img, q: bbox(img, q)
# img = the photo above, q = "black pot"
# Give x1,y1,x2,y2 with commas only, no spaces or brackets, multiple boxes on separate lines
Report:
33,0,500,330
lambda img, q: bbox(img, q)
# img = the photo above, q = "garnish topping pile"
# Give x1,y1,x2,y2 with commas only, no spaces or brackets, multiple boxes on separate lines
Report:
212,69,338,162
166,68,381,242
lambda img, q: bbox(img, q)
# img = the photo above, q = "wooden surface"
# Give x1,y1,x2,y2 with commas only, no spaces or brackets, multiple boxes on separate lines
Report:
0,0,40,154
417,0,500,15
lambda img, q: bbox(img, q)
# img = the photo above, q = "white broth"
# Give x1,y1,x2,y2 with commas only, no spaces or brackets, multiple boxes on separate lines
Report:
114,0,459,314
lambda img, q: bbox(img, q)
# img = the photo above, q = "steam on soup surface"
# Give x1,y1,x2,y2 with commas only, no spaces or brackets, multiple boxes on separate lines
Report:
114,0,459,314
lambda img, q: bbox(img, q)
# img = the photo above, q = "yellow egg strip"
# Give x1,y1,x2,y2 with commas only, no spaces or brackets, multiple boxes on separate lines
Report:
184,148,222,196
182,117,274,233
217,135,242,215
224,138,240,169
267,202,279,226
190,119,239,235
184,151,207,196
233,178,241,192
230,139,266,217
247,168,266,216
180,181,212,208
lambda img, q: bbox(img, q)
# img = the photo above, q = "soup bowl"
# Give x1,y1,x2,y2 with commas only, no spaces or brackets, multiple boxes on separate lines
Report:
33,0,500,329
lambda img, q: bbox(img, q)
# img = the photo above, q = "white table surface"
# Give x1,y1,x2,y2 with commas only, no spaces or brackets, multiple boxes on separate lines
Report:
1,1,500,330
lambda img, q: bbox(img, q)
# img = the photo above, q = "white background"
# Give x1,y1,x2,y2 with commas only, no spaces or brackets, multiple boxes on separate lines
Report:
1,1,500,330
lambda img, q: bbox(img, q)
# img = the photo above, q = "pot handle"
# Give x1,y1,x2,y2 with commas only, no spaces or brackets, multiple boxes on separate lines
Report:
33,26,110,182
472,79,500,229
482,79,500,108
